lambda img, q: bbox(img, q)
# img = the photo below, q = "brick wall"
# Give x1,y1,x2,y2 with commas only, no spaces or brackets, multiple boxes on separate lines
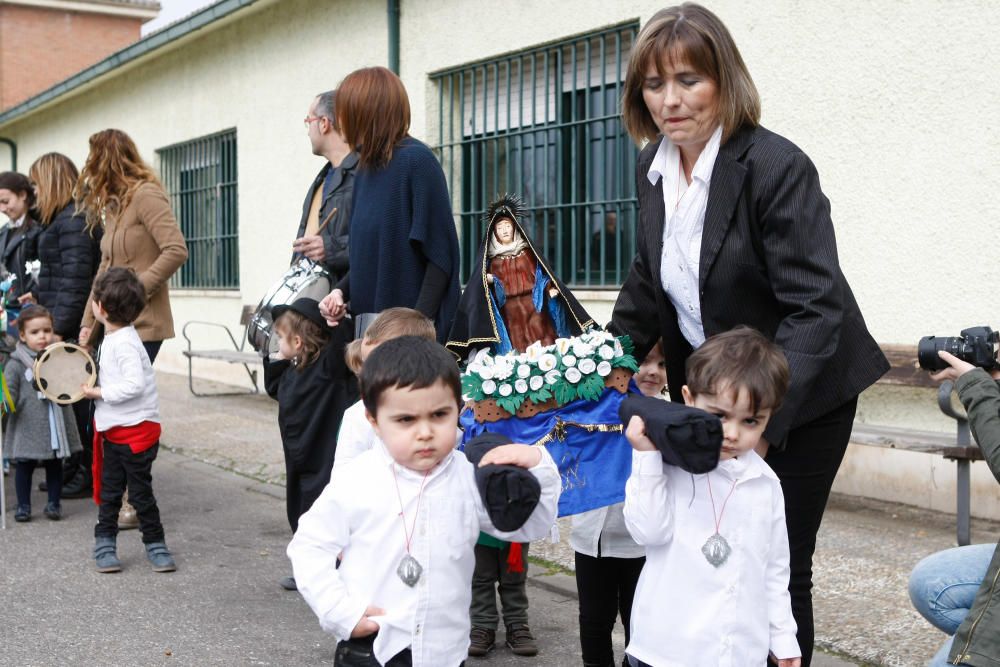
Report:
0,4,144,110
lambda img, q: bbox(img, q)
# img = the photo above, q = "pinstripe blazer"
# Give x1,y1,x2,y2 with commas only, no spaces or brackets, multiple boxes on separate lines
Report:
609,125,889,446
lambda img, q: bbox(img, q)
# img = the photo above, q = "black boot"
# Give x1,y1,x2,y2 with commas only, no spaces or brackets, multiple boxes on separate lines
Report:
61,465,92,499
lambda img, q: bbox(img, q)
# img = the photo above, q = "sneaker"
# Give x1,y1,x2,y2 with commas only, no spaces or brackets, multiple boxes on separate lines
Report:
468,626,496,657
145,542,177,573
14,504,30,522
505,623,538,656
60,469,92,499
94,537,122,573
279,576,297,591
43,502,62,520
118,499,139,530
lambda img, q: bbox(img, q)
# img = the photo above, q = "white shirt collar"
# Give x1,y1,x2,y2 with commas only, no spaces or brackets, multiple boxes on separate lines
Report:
646,125,724,187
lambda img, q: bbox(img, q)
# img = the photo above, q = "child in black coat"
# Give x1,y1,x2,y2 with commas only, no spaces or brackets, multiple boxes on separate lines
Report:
263,297,356,590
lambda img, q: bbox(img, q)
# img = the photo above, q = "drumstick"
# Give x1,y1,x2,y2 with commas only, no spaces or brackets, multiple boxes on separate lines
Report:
316,207,338,235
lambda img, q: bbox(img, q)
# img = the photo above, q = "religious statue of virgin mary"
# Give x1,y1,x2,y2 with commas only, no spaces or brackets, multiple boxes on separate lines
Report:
447,195,594,358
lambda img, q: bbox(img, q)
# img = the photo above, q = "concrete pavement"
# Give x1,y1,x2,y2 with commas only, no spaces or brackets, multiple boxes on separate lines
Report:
2,370,986,665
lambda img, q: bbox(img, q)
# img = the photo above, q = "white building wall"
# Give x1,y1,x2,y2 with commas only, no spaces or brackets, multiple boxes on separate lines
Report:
1,0,999,517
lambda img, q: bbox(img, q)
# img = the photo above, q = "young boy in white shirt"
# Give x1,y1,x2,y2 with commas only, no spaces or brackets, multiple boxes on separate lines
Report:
288,336,560,667
81,267,174,574
622,327,800,667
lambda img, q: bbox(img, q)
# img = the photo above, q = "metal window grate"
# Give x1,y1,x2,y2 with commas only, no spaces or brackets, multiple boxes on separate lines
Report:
157,128,239,289
431,22,640,289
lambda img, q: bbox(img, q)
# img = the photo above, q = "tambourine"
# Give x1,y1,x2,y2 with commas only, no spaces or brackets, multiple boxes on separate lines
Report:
33,342,97,405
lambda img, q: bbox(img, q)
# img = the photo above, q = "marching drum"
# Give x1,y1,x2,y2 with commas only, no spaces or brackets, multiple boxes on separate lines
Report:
33,342,97,405
248,258,332,356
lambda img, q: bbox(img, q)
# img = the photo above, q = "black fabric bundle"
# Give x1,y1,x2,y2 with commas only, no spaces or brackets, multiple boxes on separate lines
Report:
464,432,542,532
618,394,723,474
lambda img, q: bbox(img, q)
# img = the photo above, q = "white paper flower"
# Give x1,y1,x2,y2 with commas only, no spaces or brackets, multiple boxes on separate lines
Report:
572,341,594,358
472,347,492,366
597,361,612,377
555,338,572,354
525,341,544,361
538,354,557,372
545,369,562,385
565,367,583,384
493,360,513,380
479,366,495,381
467,363,483,376
514,379,529,394
598,345,615,360
613,340,624,357
482,379,497,395
562,354,577,367
517,364,531,379
578,358,597,374
529,375,544,391
498,383,513,397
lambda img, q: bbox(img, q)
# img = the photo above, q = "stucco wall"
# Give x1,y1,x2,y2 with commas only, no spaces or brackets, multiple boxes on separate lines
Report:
0,0,998,517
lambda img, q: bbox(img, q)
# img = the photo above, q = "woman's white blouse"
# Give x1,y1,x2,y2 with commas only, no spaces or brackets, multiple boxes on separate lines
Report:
647,125,723,349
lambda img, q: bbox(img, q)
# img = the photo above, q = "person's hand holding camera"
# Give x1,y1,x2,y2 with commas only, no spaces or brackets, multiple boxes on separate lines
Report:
931,350,1000,383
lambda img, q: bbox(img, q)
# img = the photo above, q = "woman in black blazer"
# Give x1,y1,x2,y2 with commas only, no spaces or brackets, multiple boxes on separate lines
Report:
609,5,889,664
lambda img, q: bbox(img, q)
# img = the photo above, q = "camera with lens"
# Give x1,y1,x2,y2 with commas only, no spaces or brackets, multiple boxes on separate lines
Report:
917,326,1000,371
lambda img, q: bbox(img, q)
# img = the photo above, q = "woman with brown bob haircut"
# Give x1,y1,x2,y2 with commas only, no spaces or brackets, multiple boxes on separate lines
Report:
609,4,888,666
319,67,460,343
0,170,40,331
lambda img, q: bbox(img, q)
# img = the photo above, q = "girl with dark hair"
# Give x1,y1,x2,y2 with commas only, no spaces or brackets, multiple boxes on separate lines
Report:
318,67,460,343
0,171,40,336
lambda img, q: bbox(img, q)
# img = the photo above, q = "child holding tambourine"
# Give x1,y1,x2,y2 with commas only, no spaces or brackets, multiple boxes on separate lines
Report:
1,305,82,522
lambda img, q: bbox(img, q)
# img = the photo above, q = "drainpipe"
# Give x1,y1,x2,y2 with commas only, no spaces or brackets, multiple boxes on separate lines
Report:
0,137,16,171
387,0,400,74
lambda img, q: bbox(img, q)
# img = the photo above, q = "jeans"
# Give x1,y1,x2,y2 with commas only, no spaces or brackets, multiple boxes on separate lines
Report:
764,396,858,667
470,542,529,630
94,441,164,543
575,551,645,667
908,543,994,666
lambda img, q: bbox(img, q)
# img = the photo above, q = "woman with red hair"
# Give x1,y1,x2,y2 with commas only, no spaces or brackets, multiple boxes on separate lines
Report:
319,67,460,342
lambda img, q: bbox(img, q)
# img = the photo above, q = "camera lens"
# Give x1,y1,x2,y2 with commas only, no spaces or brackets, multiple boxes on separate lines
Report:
917,335,972,371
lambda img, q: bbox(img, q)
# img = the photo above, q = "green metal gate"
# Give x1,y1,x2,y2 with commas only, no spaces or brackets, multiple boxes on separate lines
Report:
158,128,239,289
431,22,640,288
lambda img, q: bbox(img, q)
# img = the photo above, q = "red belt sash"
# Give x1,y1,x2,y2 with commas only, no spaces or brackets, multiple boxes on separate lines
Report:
92,420,162,504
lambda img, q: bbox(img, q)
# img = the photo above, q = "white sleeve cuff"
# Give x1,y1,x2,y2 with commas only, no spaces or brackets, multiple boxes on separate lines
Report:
631,450,664,477
770,633,802,660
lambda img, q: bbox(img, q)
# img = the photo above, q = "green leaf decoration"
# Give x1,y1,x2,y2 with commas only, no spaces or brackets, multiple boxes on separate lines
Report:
612,356,639,372
497,394,525,415
578,373,605,402
527,386,552,404
618,335,635,356
554,381,577,405
462,374,484,400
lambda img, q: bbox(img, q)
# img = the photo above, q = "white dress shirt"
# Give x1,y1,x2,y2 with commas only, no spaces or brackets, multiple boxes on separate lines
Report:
647,125,723,349
623,450,799,666
93,325,159,432
288,444,561,667
570,502,644,559
334,400,465,470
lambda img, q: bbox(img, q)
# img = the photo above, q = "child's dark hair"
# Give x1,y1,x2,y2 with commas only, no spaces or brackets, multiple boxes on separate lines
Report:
92,267,146,325
360,336,461,417
274,310,330,370
685,326,790,413
345,307,436,374
16,304,53,333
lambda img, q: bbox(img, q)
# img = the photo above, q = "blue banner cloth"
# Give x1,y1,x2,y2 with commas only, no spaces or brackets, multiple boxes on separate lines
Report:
460,383,637,517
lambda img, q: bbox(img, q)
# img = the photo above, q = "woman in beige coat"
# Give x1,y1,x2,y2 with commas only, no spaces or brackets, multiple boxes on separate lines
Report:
76,129,188,528
77,129,188,362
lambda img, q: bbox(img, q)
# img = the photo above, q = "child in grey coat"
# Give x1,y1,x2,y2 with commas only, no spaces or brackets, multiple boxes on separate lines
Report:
1,305,82,521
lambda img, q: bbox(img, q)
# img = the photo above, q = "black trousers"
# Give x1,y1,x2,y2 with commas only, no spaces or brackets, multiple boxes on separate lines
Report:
334,635,412,667
94,441,164,543
286,467,331,533
575,551,645,667
764,396,858,667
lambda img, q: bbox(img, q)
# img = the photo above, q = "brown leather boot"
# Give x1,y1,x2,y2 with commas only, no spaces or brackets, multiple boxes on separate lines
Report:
505,623,538,656
468,626,496,657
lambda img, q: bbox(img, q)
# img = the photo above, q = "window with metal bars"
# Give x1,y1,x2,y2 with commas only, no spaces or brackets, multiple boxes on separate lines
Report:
157,128,239,289
431,22,640,289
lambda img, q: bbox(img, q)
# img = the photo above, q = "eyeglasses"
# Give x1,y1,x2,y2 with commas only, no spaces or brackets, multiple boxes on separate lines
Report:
303,115,326,129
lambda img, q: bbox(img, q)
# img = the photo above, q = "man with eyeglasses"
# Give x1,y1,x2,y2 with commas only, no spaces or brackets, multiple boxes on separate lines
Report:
291,90,357,284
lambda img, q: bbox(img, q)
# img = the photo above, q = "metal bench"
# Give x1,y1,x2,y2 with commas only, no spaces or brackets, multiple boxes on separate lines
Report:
851,345,982,545
181,305,261,397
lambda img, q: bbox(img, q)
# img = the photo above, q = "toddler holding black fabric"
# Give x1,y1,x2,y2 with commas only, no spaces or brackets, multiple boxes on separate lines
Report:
2,305,82,522
82,268,173,574
288,336,560,667
622,328,800,667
